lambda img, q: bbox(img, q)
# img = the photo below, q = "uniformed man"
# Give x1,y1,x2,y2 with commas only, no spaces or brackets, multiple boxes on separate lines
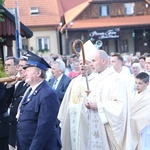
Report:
17,55,61,150
0,56,19,150
0,83,8,150
5,56,29,150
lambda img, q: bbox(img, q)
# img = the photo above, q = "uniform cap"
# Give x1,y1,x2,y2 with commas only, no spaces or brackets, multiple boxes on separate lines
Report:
23,55,50,71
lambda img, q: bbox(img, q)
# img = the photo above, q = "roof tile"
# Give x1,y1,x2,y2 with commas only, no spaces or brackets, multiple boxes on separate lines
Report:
5,0,60,26
68,15,150,30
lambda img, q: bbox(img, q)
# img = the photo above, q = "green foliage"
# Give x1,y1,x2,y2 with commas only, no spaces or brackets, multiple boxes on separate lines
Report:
0,70,7,78
0,2,6,73
0,5,4,22
0,0,5,5
0,37,2,42
0,60,7,78
0,2,5,42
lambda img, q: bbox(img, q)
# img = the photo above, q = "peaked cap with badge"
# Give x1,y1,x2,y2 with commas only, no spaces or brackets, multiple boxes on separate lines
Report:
22,50,50,71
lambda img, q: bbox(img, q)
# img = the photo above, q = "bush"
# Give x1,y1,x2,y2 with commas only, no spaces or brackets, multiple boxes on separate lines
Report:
0,60,7,78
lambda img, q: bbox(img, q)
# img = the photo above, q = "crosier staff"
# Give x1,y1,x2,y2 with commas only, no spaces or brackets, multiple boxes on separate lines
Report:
72,39,90,91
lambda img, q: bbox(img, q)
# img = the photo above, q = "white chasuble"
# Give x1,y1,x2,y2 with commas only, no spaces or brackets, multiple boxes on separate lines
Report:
58,73,97,150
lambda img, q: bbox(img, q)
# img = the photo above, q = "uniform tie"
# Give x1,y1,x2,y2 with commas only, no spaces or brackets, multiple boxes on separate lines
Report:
52,79,58,90
16,87,32,120
22,88,32,103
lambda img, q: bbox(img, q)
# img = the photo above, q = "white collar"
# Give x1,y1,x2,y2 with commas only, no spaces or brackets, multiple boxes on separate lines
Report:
56,74,63,83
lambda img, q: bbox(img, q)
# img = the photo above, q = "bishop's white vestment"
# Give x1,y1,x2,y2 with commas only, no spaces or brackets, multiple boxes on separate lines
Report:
58,73,97,150
87,67,132,150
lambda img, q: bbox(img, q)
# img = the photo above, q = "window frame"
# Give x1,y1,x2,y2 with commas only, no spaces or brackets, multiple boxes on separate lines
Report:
36,37,50,52
99,5,109,17
124,3,135,15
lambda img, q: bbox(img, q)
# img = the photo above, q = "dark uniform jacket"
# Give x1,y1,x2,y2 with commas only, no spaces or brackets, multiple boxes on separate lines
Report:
0,83,9,138
6,81,29,147
17,80,61,150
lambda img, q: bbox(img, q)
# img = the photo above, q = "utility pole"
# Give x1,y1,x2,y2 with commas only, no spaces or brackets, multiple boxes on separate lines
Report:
15,0,22,58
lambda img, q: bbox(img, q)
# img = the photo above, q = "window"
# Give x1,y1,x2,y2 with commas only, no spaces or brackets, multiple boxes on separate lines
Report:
30,7,39,15
99,5,109,16
37,37,50,52
124,3,135,15
121,40,128,52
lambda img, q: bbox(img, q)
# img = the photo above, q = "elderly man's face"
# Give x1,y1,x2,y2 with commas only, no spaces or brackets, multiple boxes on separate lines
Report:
24,67,41,86
5,59,18,76
51,63,62,78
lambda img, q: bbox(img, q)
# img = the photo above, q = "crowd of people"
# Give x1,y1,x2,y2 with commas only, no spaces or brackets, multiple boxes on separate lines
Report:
0,40,150,150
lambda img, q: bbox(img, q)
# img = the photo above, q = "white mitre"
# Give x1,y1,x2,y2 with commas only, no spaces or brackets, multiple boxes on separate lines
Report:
79,40,98,62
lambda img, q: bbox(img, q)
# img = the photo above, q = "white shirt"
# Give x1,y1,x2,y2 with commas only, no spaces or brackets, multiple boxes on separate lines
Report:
55,74,63,90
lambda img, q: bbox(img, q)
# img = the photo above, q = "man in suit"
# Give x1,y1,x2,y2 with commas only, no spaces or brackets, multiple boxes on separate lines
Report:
49,59,71,103
17,55,61,150
0,56,19,150
5,56,29,150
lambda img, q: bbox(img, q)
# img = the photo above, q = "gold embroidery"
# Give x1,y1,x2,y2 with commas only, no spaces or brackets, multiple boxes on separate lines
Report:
72,86,85,104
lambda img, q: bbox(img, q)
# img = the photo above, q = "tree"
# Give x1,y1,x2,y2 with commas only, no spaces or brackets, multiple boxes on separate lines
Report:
0,0,5,42
0,0,7,78
0,0,4,5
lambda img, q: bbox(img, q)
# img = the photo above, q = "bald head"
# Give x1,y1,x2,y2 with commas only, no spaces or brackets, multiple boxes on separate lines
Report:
91,50,109,73
99,50,109,61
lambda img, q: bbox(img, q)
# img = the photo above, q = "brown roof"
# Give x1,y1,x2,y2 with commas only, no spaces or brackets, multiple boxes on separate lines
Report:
60,1,90,32
59,0,150,31
64,15,150,30
64,1,90,24
4,0,60,27
57,0,87,14
0,5,32,38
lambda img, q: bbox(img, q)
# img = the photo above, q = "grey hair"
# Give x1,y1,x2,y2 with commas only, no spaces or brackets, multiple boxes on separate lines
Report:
132,63,142,70
53,59,66,73
5,56,19,65
36,67,47,79
39,69,47,79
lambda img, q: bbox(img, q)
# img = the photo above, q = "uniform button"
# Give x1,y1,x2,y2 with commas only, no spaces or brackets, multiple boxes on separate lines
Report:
18,121,20,123
14,98,16,100
0,121,1,123
9,123,11,125
20,113,22,115
18,130,19,132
